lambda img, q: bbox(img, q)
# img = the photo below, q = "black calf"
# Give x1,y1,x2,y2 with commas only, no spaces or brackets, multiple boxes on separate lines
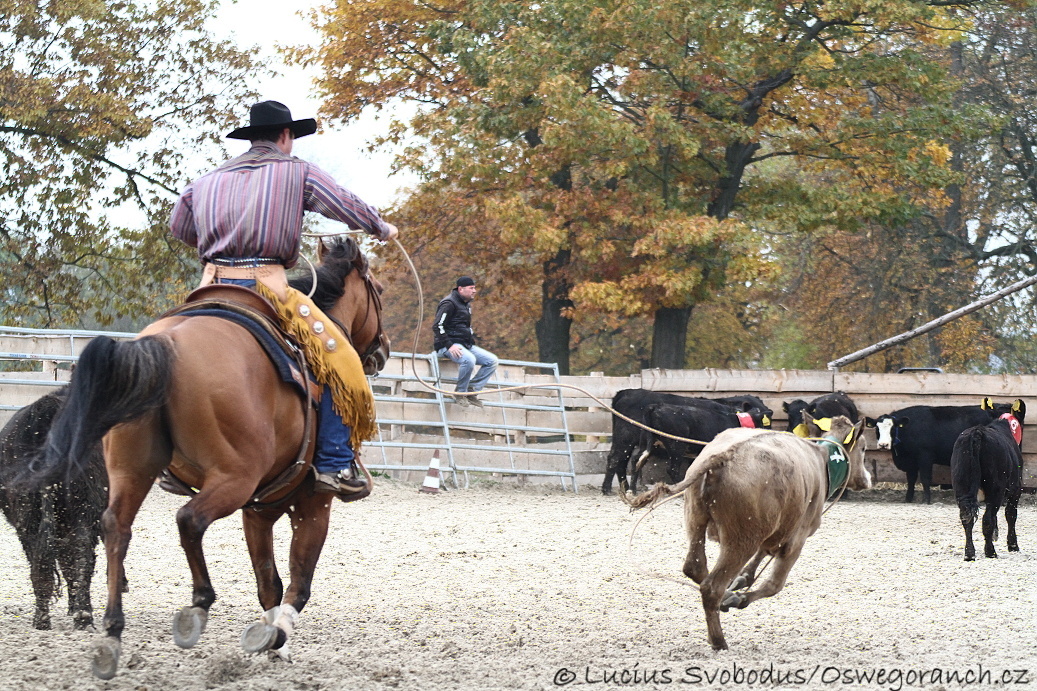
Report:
602,389,772,495
0,388,107,629
950,403,1025,561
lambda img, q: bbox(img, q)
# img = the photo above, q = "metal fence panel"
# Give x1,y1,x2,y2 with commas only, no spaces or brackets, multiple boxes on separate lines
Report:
0,327,578,491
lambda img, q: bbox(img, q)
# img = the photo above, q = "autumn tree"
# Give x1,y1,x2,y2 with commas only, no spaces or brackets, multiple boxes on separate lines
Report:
758,9,1037,373
298,0,1029,373
1,0,260,327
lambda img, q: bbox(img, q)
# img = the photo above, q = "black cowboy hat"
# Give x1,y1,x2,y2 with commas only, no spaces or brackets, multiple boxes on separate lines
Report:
226,100,317,140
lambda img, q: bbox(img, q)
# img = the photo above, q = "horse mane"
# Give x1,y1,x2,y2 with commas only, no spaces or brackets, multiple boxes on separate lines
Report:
288,237,367,312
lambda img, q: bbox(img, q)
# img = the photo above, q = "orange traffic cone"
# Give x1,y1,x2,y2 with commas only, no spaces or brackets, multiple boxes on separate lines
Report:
419,450,442,494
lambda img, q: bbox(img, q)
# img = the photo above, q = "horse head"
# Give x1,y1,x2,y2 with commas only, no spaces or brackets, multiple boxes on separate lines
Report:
296,237,389,375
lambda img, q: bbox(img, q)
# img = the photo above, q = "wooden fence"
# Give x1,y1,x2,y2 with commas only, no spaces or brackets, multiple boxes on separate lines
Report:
531,368,1037,490
3,327,1036,489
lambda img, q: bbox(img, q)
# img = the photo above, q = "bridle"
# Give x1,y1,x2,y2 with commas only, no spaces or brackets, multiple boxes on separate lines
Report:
353,268,389,375
327,253,389,376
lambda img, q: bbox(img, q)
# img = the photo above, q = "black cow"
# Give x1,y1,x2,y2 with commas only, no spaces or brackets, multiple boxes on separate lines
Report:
950,401,1026,561
602,388,772,495
866,398,1018,504
633,402,770,489
0,387,107,629
784,392,859,435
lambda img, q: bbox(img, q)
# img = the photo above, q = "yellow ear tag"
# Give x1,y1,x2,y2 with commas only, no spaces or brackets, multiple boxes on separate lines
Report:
843,430,854,445
792,423,809,438
814,417,832,432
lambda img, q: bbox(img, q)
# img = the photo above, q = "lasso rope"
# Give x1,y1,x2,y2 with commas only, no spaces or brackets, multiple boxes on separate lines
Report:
301,230,716,450
303,229,858,591
300,230,862,487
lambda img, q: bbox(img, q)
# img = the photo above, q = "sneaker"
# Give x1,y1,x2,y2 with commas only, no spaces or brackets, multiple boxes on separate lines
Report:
452,394,470,407
467,395,484,408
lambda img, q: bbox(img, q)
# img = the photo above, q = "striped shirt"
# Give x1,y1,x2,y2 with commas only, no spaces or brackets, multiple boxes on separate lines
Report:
170,141,392,268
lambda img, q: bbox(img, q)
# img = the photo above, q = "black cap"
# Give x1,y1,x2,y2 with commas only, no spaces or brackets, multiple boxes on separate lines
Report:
226,100,318,140
456,276,475,287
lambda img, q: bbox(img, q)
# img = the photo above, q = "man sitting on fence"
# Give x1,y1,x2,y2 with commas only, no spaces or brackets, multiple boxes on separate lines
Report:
433,276,498,407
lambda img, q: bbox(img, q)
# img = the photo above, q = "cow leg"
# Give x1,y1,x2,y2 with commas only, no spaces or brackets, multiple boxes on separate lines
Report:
729,539,807,612
956,494,979,561
919,463,934,504
698,541,758,651
628,446,643,493
681,513,709,584
19,532,56,631
981,492,1004,559
1005,490,1020,552
601,444,629,495
904,468,918,503
57,522,97,630
727,550,767,592
665,442,690,485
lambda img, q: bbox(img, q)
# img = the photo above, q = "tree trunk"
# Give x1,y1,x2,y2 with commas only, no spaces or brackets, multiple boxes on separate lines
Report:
927,40,970,364
651,306,692,369
535,248,573,374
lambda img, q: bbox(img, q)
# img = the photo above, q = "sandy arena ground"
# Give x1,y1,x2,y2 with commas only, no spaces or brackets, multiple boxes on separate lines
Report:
1,478,1035,691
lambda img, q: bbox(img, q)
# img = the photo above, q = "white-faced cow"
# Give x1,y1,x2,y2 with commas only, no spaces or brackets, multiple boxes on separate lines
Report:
866,398,1018,504
632,402,770,489
0,387,107,630
950,401,1026,561
784,391,859,436
602,389,772,495
624,414,870,651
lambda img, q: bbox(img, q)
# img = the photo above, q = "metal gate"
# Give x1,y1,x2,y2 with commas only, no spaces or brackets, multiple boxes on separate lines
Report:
0,327,579,492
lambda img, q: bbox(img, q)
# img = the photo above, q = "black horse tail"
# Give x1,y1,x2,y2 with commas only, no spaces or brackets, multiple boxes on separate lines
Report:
23,335,174,490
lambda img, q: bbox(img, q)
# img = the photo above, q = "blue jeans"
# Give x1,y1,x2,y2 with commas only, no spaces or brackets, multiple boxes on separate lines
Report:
313,384,355,474
438,345,498,393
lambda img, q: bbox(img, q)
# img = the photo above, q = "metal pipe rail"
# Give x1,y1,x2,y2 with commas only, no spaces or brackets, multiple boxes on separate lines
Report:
1,329,579,491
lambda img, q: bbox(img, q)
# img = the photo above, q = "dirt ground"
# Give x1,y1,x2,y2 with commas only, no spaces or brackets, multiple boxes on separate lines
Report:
1,478,1035,691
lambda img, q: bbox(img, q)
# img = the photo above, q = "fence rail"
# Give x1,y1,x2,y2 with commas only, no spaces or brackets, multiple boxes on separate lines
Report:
5,327,1037,490
0,327,580,491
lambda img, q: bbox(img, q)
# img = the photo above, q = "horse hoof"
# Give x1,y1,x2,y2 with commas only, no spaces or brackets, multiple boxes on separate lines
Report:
273,641,293,663
241,622,287,654
172,606,208,648
72,610,94,630
728,575,748,591
92,638,121,680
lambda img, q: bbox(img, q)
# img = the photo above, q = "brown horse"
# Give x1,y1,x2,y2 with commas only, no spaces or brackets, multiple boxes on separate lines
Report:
26,237,387,680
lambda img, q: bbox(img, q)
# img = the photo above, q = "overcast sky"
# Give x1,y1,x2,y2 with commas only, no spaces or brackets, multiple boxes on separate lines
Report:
213,0,415,212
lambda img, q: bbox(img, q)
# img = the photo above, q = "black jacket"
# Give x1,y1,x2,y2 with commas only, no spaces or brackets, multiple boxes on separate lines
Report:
433,289,475,350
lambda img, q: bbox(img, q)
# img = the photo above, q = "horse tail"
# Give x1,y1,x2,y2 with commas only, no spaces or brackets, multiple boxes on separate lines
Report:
27,336,173,489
